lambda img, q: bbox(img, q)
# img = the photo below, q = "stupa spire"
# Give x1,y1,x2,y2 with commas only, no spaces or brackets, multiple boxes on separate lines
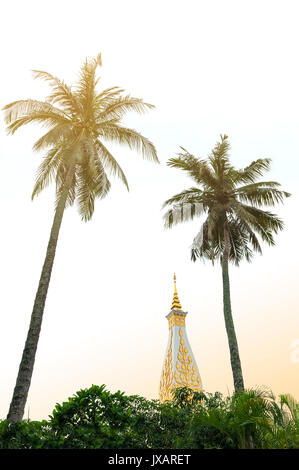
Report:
171,273,182,310
159,273,202,402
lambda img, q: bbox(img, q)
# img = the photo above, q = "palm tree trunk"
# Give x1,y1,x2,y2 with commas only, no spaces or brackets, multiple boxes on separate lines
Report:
222,221,245,392
7,165,75,423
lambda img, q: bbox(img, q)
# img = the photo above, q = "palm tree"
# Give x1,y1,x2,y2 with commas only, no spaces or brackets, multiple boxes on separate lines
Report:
163,135,289,392
3,54,159,423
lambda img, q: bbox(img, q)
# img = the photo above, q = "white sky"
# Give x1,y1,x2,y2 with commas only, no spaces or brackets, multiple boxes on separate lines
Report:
0,0,298,420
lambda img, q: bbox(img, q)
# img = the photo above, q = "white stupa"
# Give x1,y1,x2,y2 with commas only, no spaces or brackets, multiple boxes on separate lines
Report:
159,274,203,402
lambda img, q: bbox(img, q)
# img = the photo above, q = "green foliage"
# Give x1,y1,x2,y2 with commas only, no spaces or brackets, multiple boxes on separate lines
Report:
174,387,299,449
48,384,149,448
0,385,298,449
0,419,52,449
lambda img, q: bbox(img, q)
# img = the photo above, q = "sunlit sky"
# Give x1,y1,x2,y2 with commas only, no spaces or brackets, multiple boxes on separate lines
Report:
0,0,298,420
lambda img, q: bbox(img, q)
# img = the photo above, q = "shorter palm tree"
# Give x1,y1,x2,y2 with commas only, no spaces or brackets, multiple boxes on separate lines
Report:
163,135,290,391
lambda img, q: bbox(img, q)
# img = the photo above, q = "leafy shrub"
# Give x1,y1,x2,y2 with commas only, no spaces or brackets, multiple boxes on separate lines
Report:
0,385,298,449
0,419,52,449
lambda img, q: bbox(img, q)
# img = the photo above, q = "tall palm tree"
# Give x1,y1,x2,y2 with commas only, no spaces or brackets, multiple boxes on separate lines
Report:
3,54,159,423
163,135,290,392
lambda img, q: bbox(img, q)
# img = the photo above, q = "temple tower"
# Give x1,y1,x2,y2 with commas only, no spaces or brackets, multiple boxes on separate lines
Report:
159,274,202,402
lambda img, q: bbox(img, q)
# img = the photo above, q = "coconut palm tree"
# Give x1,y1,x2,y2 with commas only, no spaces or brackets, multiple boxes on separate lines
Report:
3,54,159,423
163,135,290,392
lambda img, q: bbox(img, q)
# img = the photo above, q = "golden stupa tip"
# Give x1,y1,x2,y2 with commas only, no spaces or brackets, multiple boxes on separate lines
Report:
171,272,182,310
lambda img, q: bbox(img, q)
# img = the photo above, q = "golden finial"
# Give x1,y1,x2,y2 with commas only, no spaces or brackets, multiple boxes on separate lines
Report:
171,272,182,310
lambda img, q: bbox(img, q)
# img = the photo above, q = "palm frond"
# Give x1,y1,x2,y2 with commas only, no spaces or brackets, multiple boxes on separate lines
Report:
227,218,254,265
164,202,204,228
96,140,129,190
234,218,262,255
280,394,299,423
31,147,62,199
238,204,284,233
98,123,159,162
75,158,111,221
96,95,154,122
162,187,204,208
6,112,71,135
237,205,284,245
80,136,97,176
94,87,124,111
167,149,219,189
191,219,219,263
209,134,232,178
32,124,74,151
75,56,101,119
55,161,77,209
75,163,95,221
3,99,68,124
234,159,272,184
235,183,291,206
92,159,111,199
32,70,82,116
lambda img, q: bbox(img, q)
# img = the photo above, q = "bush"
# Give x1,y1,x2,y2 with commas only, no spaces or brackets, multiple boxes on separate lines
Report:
0,385,298,449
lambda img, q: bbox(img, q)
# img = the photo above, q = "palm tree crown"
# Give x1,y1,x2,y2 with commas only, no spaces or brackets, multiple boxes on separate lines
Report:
3,53,159,221
163,134,290,264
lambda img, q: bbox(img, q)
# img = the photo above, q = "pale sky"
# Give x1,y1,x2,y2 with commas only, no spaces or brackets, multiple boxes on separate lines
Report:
0,0,298,420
